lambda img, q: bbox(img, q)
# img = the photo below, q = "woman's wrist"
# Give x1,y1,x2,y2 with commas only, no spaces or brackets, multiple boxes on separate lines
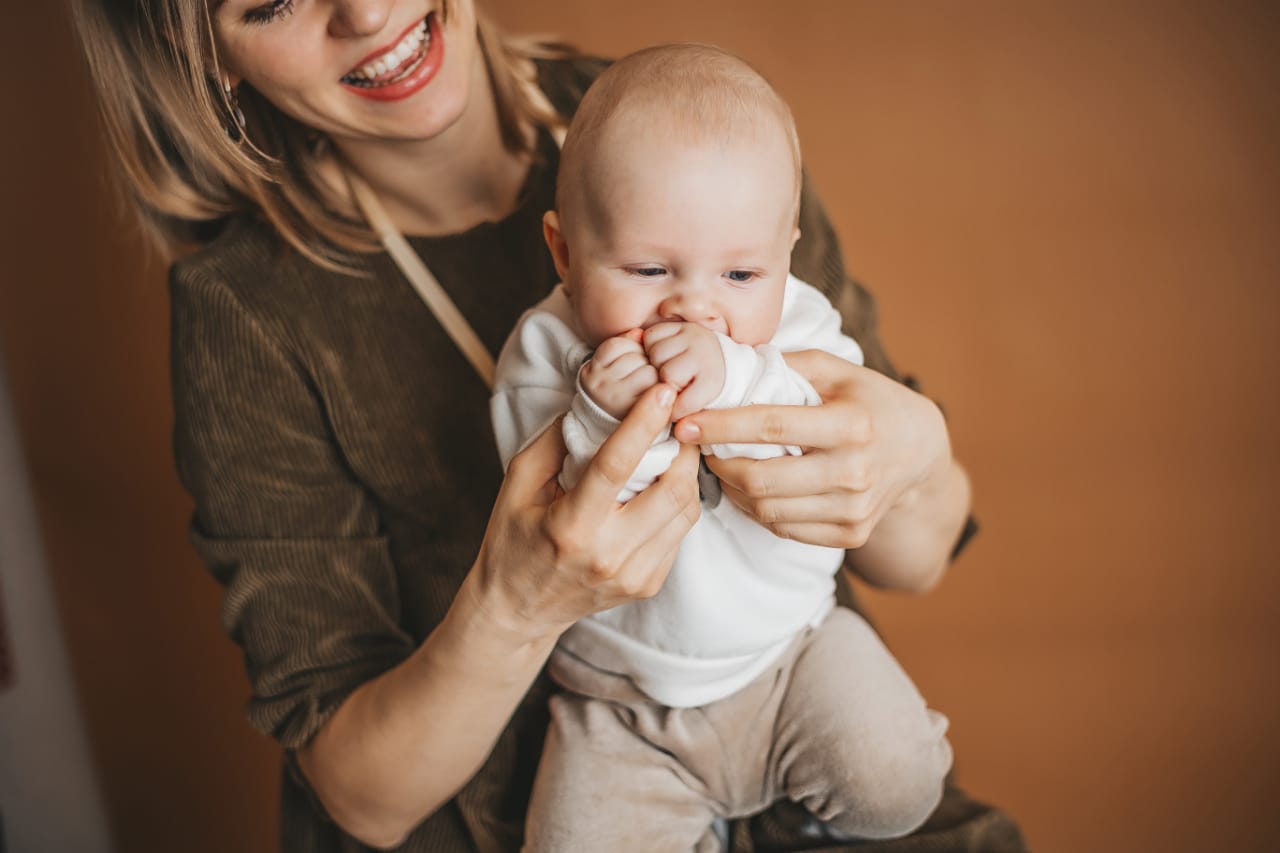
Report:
850,458,971,593
905,390,952,491
295,566,563,846
448,566,566,672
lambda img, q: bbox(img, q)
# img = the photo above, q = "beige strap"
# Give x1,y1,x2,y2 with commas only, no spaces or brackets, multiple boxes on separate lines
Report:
345,75,564,390
345,168,497,388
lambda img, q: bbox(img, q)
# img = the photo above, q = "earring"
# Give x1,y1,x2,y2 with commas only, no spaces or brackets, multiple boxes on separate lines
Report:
221,75,247,142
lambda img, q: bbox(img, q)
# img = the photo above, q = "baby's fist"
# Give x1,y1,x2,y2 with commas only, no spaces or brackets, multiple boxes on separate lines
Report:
580,330,659,419
642,323,726,419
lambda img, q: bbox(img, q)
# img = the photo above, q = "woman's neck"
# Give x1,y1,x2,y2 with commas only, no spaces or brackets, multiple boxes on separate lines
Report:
330,54,535,237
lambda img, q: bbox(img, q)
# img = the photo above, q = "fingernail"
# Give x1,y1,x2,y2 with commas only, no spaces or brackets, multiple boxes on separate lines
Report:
657,386,675,407
674,421,700,442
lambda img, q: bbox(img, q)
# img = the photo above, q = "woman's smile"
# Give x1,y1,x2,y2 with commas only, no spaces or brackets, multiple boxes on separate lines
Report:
340,12,445,101
210,1,482,145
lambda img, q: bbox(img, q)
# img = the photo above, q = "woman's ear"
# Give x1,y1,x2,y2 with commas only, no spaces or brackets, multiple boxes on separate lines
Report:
543,210,571,282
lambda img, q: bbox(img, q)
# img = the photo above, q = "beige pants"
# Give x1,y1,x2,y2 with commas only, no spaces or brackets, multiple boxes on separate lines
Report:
524,607,953,852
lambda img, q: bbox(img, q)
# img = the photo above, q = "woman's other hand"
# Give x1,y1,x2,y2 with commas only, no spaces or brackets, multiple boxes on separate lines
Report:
469,382,702,641
298,385,699,847
672,350,969,593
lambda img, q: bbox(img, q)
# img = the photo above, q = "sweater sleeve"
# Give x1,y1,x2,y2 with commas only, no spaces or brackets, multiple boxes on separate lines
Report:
170,264,414,751
791,171,902,383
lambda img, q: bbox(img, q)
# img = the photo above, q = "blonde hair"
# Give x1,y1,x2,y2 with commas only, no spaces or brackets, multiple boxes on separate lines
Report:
557,43,802,230
71,0,569,269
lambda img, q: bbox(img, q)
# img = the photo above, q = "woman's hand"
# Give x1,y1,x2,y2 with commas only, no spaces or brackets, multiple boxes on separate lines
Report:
673,350,968,591
471,382,702,641
298,385,699,848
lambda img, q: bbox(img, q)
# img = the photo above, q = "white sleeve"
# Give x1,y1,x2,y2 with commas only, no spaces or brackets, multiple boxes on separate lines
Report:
769,274,865,366
490,307,582,468
702,275,864,461
561,368,679,503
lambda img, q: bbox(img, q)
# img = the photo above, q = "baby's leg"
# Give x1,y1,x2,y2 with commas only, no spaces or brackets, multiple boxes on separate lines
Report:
524,690,723,853
773,607,953,840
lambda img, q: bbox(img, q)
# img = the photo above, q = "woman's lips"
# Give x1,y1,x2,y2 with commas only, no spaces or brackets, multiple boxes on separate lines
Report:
340,13,445,102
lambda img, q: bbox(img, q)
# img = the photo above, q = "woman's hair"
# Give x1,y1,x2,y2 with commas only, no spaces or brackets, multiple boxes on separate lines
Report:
71,0,568,269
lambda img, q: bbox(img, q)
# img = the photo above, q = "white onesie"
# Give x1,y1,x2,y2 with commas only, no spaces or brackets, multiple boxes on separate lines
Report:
491,274,863,708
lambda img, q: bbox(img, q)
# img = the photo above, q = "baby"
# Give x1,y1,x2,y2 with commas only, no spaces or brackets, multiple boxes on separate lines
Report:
492,44,952,852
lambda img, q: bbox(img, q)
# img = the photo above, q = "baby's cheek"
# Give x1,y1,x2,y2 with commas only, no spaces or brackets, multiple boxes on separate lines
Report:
725,288,786,346
578,292,652,348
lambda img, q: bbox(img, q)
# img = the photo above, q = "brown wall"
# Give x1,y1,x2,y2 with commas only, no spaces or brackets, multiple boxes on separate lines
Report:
3,1,1278,851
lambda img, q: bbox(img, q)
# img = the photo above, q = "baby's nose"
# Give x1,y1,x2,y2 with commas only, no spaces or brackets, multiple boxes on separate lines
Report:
658,291,716,324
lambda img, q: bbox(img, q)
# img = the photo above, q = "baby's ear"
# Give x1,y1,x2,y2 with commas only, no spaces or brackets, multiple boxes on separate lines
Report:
543,210,571,281
791,226,802,248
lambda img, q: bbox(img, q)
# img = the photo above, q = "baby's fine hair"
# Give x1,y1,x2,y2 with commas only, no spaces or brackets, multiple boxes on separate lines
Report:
556,43,802,226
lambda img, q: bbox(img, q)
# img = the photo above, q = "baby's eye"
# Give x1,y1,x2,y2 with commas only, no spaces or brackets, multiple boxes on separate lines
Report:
724,270,757,284
628,266,667,278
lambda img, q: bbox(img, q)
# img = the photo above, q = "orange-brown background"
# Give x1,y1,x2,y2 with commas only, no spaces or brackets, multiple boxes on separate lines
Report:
3,1,1278,851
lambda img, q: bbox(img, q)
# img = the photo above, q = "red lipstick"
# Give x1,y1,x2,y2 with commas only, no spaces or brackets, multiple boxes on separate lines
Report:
341,13,444,103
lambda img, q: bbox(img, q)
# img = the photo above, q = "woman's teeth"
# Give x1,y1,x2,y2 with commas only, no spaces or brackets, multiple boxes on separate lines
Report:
342,18,430,87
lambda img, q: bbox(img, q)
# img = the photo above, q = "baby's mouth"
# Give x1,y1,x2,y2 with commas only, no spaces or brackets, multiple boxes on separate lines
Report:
340,14,432,89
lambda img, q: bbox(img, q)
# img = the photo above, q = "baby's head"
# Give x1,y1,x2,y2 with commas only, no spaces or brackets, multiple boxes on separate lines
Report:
545,44,802,348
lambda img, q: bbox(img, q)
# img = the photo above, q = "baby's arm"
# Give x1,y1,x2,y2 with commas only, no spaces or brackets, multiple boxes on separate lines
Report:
565,332,675,502
492,300,674,503
491,310,580,470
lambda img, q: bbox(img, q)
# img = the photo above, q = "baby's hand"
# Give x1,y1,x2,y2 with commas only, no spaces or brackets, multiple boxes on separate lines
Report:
580,329,660,420
643,323,726,420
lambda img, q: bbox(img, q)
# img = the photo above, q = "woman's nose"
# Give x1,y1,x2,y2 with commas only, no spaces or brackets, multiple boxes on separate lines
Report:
328,0,395,38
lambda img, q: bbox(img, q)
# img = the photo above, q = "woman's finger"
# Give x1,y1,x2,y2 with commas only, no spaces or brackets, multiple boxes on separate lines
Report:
621,441,701,536
562,383,677,515
718,479,872,526
764,521,871,550
674,401,870,450
706,451,871,499
779,348,859,398
611,485,703,600
502,416,569,505
566,442,699,606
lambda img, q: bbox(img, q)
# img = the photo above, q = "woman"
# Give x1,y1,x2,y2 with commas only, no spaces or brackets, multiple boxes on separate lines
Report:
72,0,1024,850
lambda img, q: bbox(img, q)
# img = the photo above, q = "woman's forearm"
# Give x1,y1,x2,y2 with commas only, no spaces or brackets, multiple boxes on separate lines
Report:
846,458,972,594
295,387,698,848
295,570,560,849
